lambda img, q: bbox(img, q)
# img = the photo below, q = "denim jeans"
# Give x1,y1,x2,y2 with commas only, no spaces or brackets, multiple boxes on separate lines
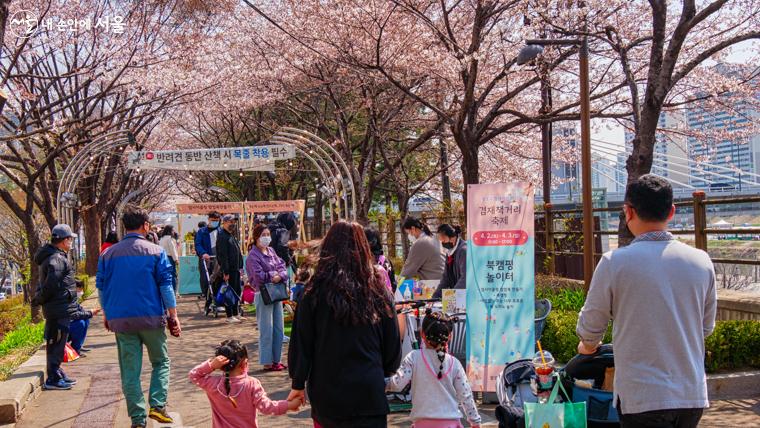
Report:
68,318,89,353
255,291,283,365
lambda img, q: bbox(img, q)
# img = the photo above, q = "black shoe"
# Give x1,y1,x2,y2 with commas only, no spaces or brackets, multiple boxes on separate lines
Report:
79,347,92,352
131,423,146,428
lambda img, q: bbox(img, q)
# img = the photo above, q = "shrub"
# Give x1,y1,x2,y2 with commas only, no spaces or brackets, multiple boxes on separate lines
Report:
0,296,30,339
0,316,45,359
537,287,587,312
705,320,760,373
539,310,612,363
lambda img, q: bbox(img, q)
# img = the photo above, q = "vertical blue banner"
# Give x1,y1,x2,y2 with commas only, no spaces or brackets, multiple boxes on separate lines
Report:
466,183,535,392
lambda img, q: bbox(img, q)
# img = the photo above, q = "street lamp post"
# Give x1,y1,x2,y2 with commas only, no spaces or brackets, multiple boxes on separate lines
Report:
519,37,595,288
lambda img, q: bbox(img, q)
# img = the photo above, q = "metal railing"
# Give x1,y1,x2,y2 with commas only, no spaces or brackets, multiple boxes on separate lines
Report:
536,192,760,279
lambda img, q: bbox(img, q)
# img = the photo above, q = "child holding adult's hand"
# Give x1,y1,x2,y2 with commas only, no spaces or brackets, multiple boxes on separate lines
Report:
189,340,302,427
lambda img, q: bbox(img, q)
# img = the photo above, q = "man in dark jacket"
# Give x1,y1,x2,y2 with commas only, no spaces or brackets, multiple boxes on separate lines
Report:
33,224,78,391
432,225,467,299
195,211,221,313
216,214,243,322
268,212,298,270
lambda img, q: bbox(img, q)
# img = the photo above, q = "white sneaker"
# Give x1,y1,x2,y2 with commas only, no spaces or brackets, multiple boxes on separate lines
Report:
226,317,240,324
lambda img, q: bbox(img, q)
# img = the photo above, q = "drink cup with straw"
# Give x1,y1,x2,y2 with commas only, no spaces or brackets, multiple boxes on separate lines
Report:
532,341,555,402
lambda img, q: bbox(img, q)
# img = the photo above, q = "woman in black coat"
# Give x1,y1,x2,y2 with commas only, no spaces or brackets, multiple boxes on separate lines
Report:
288,221,401,428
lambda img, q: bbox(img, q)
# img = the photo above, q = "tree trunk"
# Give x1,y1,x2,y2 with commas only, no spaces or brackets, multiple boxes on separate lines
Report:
22,217,43,322
618,112,660,246
81,206,102,276
459,140,480,225
398,191,410,259
313,187,324,238
385,192,396,259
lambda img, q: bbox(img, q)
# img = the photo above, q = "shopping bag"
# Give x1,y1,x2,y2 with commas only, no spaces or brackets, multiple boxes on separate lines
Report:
63,343,80,362
524,375,587,428
215,282,228,306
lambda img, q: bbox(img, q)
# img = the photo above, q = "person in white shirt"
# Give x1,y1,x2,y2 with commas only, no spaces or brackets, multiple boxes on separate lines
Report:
159,225,180,296
387,310,481,428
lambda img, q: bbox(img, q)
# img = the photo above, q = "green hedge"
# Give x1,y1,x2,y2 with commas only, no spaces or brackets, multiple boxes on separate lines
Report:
540,310,612,363
539,309,760,373
705,320,760,372
0,316,45,358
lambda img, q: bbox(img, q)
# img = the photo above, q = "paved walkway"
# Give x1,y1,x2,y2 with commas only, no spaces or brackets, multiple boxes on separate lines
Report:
13,296,760,427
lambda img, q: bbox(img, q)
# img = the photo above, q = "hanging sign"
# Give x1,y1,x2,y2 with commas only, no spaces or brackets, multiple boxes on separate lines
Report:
466,182,535,392
127,145,295,171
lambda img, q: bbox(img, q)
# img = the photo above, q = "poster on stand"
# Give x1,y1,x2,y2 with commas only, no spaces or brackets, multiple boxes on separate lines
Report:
466,182,535,392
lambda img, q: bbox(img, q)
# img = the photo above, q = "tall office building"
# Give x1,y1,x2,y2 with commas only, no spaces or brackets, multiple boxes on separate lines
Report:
687,102,760,189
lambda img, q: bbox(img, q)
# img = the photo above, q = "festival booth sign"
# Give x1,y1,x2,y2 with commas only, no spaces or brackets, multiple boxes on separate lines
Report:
175,202,245,294
466,182,535,392
175,200,306,295
127,145,296,172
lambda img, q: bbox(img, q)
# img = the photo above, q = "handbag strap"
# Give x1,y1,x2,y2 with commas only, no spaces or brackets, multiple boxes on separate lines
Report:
547,373,569,404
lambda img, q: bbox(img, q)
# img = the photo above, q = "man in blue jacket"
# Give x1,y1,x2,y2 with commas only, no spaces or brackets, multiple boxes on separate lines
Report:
97,206,181,428
194,211,221,314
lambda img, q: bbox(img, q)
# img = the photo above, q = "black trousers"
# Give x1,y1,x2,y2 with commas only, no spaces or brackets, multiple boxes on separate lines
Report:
44,318,70,382
225,271,241,317
199,258,216,311
618,406,704,428
314,414,387,428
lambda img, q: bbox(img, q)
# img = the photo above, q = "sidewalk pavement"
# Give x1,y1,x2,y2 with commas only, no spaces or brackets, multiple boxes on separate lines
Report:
11,296,759,427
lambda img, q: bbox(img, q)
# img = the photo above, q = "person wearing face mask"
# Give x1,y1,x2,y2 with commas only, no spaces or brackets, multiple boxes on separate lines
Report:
432,224,467,299
68,280,101,354
32,224,79,391
195,211,221,314
246,224,289,371
216,214,244,323
400,217,444,282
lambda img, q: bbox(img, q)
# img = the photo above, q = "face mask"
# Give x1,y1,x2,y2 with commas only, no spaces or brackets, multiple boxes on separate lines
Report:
77,291,83,300
260,236,272,247
209,221,219,229
408,234,417,244
227,224,237,233
441,241,455,250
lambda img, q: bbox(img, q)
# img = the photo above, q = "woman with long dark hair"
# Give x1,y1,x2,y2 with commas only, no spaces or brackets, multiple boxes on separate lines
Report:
288,221,401,428
400,217,444,280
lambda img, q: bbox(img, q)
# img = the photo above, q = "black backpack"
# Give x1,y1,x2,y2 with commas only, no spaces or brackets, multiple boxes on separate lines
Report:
268,223,292,266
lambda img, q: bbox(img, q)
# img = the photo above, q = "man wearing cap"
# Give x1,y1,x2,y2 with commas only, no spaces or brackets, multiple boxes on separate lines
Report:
33,224,79,390
97,206,180,428
215,214,243,323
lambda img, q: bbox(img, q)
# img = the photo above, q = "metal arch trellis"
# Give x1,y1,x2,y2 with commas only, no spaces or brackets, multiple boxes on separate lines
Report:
58,127,357,245
56,130,136,228
271,127,357,221
115,187,148,239
269,135,348,220
280,127,357,218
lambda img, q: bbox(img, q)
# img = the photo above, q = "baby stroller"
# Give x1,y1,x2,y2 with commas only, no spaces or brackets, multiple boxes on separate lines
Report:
202,258,224,318
562,344,619,427
495,359,535,428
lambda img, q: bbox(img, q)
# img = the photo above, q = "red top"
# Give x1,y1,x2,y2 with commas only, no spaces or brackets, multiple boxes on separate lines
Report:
99,242,114,254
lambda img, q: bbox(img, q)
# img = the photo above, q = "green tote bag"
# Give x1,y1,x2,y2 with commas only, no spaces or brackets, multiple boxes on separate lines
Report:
524,376,587,428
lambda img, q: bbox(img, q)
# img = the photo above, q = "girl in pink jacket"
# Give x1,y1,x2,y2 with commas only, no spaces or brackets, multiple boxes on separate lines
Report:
189,340,302,427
